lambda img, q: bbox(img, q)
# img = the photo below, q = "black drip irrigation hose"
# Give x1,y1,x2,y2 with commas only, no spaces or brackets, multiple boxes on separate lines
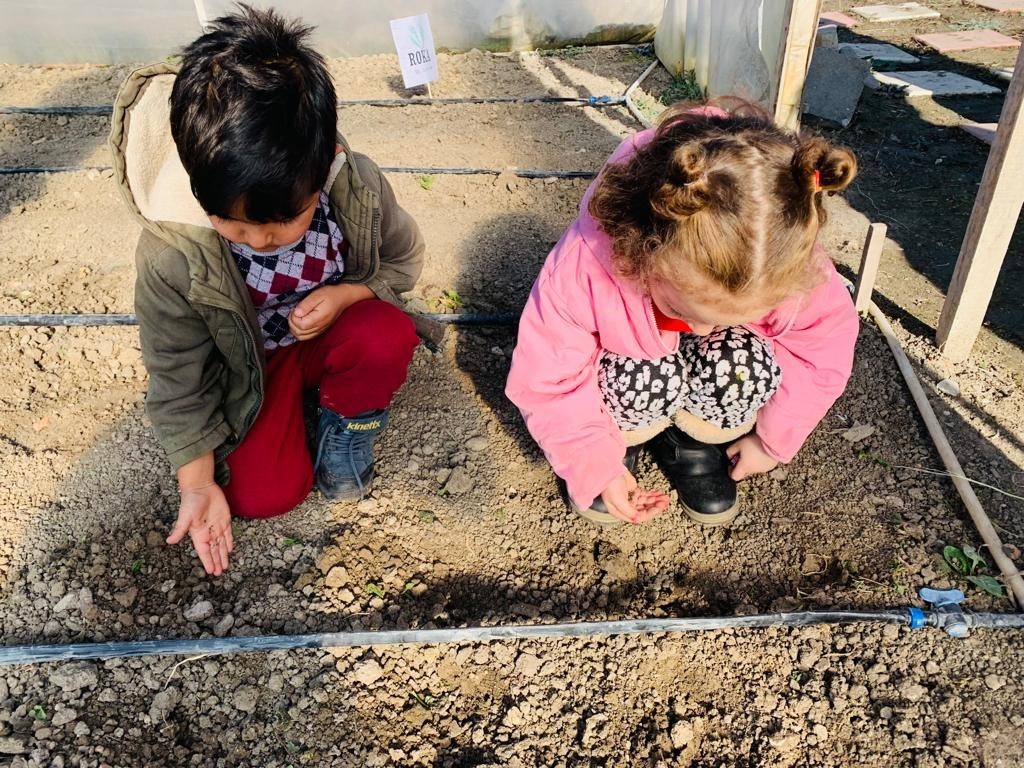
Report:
0,165,111,176
0,165,595,178
0,312,518,327
0,95,625,116
2,609,1023,666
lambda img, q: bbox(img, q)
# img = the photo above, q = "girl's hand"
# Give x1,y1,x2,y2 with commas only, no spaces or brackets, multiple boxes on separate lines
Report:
726,434,779,481
167,484,234,576
600,470,671,524
288,283,374,341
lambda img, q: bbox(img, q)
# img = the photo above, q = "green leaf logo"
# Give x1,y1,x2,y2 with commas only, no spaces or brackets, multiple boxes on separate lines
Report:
410,25,423,50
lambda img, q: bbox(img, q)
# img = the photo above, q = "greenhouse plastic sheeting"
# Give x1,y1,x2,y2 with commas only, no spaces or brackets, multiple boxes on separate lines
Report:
0,0,200,64
654,0,791,106
0,0,662,64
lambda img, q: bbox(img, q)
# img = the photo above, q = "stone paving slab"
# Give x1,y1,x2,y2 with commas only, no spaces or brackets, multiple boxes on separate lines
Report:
969,0,1024,12
838,42,921,63
817,24,840,48
852,3,941,22
960,121,998,144
867,69,1002,96
820,10,860,27
804,48,871,126
914,29,1020,52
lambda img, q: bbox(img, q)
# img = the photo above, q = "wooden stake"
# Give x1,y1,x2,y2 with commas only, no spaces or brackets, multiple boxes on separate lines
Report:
854,222,887,313
937,44,1024,362
774,0,823,129
870,302,1024,607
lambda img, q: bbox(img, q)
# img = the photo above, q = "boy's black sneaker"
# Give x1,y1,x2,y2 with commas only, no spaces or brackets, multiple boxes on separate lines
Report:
648,426,739,526
314,408,388,501
561,445,643,528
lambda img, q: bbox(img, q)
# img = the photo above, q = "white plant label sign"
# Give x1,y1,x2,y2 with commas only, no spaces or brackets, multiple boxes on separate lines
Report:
390,14,438,88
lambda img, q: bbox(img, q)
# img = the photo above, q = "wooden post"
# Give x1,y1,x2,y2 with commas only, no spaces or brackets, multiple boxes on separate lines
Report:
854,222,887,313
937,44,1024,362
773,0,823,130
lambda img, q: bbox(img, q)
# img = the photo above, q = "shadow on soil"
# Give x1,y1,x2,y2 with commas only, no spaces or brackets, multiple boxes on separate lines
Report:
807,27,1024,352
0,71,114,220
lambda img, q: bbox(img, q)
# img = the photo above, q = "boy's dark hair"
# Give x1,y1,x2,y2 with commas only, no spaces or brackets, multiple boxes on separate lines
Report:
170,4,337,223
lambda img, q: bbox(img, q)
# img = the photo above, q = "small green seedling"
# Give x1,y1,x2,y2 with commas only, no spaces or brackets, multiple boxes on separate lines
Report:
942,544,1005,598
966,574,1005,597
660,70,704,105
626,45,655,62
282,536,302,548
439,289,463,312
402,580,420,595
539,46,584,59
856,450,890,467
418,174,435,191
30,705,47,721
365,582,386,599
630,92,660,122
943,545,973,575
961,545,986,573
131,559,145,574
416,509,436,523
409,688,437,709
890,561,909,597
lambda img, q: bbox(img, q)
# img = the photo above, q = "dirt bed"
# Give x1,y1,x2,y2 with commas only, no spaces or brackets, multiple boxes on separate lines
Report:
1,38,1023,768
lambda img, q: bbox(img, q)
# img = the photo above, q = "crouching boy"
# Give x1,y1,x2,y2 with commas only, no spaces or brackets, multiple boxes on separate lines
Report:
109,6,424,574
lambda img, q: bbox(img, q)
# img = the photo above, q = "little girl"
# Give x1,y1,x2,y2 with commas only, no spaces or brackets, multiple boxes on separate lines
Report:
506,102,860,527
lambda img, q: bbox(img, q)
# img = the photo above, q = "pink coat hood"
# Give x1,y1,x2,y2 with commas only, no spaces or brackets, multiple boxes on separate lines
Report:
505,129,860,509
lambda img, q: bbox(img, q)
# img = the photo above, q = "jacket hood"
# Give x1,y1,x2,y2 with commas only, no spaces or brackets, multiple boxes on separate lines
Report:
109,63,215,245
109,63,348,267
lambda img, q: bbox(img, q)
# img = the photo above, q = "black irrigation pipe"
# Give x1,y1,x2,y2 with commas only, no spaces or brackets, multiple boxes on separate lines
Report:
0,94,625,116
0,165,595,179
0,312,518,327
0,165,111,175
3,609,1024,666
379,166,596,179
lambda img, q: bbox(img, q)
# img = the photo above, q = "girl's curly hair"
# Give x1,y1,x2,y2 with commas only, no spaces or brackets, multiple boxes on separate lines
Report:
588,100,857,306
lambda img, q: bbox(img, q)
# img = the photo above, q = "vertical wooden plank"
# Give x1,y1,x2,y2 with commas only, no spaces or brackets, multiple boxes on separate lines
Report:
773,0,823,129
937,44,1024,362
854,222,888,313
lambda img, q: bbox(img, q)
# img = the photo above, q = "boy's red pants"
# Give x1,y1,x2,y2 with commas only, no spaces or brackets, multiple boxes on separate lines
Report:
223,299,418,519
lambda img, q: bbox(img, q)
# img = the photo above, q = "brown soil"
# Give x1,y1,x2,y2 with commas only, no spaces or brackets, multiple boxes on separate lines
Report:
0,28,1023,768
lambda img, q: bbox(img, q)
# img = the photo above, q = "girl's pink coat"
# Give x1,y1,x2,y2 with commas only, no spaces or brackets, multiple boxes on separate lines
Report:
505,129,860,509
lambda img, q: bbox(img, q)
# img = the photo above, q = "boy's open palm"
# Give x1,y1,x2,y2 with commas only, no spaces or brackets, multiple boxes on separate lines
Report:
168,485,234,576
601,470,670,524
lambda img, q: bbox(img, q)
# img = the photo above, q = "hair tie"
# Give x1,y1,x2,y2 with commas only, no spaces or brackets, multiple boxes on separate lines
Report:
812,169,822,193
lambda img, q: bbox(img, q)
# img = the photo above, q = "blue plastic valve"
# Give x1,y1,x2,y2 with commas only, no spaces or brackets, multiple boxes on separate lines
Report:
919,588,969,638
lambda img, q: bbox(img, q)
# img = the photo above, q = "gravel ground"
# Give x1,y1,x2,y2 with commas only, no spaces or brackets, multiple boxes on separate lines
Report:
0,36,1022,768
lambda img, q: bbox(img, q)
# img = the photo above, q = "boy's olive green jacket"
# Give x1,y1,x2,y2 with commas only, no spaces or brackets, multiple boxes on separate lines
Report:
109,63,425,480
